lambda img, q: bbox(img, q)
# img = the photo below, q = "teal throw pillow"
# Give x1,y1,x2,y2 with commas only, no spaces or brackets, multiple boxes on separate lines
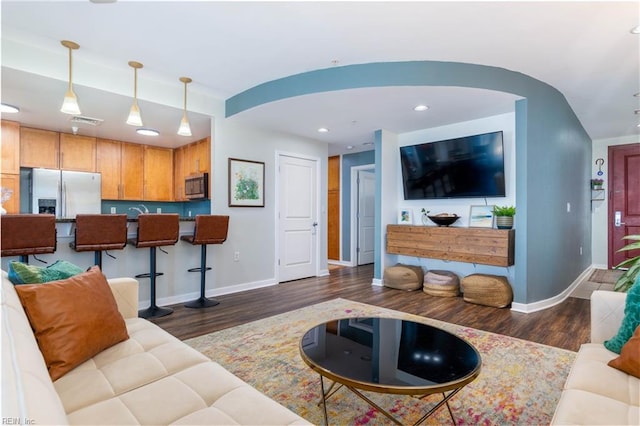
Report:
8,260,85,285
604,274,640,354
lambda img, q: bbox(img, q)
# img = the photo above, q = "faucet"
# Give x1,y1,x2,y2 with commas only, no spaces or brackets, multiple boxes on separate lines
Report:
129,207,144,215
139,204,149,213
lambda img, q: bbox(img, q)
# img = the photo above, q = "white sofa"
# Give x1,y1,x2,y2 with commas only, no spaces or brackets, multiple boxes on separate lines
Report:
551,290,639,425
1,270,310,425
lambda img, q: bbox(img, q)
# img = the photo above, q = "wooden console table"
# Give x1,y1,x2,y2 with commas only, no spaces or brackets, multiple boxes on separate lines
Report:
386,225,515,267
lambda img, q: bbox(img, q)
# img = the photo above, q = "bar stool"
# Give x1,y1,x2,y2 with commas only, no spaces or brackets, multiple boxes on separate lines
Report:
69,214,128,270
128,213,179,319
181,215,229,308
1,214,57,263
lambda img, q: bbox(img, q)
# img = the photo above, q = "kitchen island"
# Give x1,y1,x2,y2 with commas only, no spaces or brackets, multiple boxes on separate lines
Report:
0,217,228,310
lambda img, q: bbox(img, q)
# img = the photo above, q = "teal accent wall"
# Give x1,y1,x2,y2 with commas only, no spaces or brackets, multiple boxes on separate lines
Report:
341,150,375,262
227,61,592,304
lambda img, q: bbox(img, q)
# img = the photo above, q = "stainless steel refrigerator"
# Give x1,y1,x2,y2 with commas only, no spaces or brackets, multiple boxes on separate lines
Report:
31,168,101,218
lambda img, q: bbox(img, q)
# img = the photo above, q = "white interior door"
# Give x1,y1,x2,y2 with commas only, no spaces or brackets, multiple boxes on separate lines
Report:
278,154,318,282
357,170,375,265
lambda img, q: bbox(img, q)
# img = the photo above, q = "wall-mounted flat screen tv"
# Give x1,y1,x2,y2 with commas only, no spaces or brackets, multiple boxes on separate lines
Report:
400,130,505,200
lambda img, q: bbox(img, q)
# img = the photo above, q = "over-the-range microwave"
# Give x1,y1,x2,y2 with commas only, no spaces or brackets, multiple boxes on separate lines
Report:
185,173,208,200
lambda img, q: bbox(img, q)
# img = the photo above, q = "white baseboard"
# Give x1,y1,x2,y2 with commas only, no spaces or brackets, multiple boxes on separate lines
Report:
511,265,594,313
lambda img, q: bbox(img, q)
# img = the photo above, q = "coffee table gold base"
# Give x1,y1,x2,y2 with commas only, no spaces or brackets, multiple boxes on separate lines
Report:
317,375,461,426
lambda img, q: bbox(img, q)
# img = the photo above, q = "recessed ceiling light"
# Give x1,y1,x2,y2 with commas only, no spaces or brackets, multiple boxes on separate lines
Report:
346,145,354,150
363,142,374,146
634,92,640,97
631,25,640,34
414,105,429,111
318,127,329,133
635,109,640,115
136,128,159,136
1,103,20,113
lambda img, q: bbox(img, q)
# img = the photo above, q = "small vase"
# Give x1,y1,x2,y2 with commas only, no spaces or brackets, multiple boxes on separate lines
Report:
496,216,513,229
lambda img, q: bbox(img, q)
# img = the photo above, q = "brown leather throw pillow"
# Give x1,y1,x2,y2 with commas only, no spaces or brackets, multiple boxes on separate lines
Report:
15,266,129,381
608,324,640,379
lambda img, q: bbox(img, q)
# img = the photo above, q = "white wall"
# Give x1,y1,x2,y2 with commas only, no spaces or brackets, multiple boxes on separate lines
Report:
211,118,329,290
591,135,640,267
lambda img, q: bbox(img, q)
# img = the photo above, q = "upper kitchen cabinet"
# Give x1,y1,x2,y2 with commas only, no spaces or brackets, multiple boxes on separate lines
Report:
97,139,144,200
20,127,59,169
143,146,173,201
59,133,97,172
185,137,210,175
20,128,96,172
1,120,21,174
174,137,210,201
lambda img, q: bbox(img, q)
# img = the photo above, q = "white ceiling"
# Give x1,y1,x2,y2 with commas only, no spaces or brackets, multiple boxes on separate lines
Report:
1,1,638,155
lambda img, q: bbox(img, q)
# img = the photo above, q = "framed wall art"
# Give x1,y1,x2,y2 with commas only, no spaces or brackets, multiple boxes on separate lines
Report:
228,158,265,207
398,208,413,225
469,205,495,228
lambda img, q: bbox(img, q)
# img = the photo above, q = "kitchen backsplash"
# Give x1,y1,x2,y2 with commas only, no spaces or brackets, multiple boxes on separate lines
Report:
101,199,211,218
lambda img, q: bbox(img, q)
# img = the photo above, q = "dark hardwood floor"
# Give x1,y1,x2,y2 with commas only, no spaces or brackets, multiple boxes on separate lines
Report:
149,264,590,352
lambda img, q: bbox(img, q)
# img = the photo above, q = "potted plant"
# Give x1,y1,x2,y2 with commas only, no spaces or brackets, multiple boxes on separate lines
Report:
613,234,640,292
591,178,604,190
493,205,515,229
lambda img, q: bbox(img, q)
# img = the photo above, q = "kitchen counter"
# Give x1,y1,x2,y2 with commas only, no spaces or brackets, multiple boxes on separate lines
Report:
55,216,196,223
1,219,208,310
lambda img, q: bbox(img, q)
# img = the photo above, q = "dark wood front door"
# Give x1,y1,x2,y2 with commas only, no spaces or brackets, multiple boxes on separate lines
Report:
608,143,640,268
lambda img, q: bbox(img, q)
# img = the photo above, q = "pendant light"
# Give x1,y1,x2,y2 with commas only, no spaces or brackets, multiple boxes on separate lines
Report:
177,77,192,137
60,40,81,115
126,61,144,126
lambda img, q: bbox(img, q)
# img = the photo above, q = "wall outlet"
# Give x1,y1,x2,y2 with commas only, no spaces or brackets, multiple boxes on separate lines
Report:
110,207,116,213
566,202,571,213
234,251,240,262
156,207,162,213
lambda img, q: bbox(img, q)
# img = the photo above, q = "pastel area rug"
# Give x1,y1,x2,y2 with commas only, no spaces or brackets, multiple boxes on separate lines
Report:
184,298,576,425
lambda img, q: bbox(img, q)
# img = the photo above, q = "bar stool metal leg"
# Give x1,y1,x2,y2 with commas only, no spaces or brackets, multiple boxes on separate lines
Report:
185,245,220,308
137,247,174,318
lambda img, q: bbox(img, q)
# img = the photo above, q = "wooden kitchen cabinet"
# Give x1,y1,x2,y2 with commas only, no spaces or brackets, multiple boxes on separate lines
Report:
173,145,185,200
20,127,59,168
97,139,144,200
186,137,210,175
173,137,210,201
0,174,20,214
121,143,144,200
143,146,173,201
1,120,21,174
59,133,96,172
96,139,122,199
20,129,96,171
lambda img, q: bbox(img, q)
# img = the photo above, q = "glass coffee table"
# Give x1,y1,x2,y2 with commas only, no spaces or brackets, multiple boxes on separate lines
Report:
299,317,481,425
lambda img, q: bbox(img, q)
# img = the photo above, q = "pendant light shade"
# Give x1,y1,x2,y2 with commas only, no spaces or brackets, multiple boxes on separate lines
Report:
60,40,81,115
177,77,192,136
126,61,144,126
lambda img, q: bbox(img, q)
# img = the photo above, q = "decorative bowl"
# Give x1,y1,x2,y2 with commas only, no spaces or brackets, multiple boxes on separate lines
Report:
427,214,460,227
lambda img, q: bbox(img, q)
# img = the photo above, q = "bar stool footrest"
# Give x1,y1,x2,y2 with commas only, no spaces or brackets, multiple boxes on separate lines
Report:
187,266,212,273
135,272,164,279
184,297,220,309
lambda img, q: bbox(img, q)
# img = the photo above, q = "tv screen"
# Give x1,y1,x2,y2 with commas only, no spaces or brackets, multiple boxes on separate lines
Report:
400,131,505,199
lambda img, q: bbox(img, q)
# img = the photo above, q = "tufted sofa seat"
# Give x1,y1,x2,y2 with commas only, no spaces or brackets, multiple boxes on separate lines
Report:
1,270,310,425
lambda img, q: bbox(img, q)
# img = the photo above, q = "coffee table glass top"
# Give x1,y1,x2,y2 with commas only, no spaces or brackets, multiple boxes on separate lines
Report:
300,317,481,393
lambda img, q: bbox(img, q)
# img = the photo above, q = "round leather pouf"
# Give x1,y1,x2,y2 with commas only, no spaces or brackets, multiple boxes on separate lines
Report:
383,264,424,291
